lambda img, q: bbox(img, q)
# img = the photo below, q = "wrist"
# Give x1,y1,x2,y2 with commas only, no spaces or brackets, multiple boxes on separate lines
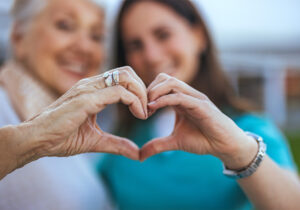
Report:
12,122,44,169
0,125,24,179
219,132,258,170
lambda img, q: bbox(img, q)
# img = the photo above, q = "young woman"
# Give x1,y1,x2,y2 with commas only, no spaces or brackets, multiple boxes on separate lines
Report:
98,0,300,209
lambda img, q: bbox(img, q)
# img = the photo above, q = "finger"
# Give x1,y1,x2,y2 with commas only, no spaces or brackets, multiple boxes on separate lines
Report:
47,75,106,109
148,93,204,114
76,74,106,89
140,136,178,161
147,72,169,92
98,67,147,117
118,69,148,117
148,76,207,102
92,132,140,160
53,67,147,111
85,85,146,119
101,67,146,92
52,85,146,128
118,66,146,91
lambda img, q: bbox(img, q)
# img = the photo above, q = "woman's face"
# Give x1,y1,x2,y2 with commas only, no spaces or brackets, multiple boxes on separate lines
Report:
14,0,105,94
121,1,206,86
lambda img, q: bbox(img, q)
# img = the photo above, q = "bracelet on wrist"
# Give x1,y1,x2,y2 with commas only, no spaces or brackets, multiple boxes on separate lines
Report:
223,131,267,179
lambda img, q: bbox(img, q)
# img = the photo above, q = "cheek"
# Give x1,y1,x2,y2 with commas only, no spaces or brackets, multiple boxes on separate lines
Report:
126,53,141,69
92,46,105,70
170,33,198,60
28,36,59,76
24,34,52,74
39,31,70,57
126,54,146,75
168,36,200,83
127,55,155,85
24,30,70,93
28,27,68,67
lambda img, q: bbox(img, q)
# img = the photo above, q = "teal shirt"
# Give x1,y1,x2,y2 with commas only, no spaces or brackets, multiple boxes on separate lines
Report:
98,114,296,210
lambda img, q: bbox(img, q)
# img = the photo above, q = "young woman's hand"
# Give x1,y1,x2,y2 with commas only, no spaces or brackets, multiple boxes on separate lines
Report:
141,73,257,170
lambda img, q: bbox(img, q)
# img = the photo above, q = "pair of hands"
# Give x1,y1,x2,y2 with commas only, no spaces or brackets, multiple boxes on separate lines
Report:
19,66,257,169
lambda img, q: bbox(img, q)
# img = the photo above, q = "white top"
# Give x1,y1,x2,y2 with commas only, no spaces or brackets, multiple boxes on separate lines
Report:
152,108,176,157
0,87,113,210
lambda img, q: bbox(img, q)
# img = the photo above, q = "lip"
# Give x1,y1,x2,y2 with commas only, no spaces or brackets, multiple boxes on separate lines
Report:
57,59,90,78
153,65,177,76
60,67,87,79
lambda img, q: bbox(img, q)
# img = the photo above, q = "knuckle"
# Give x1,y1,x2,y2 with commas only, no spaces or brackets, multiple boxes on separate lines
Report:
151,142,162,153
119,69,131,81
158,72,168,79
175,92,184,98
116,85,126,93
118,139,130,154
148,89,155,98
77,78,90,85
199,92,209,100
116,141,124,154
76,84,86,91
71,96,86,108
113,86,122,97
115,86,128,99
167,76,177,84
200,100,212,109
123,66,135,74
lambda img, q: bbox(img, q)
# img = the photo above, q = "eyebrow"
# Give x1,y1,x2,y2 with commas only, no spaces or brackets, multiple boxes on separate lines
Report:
50,9,75,18
153,25,172,33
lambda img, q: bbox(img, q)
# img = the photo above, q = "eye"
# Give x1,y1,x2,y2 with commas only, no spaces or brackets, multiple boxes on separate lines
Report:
55,19,74,32
157,31,170,42
91,32,104,43
125,39,143,53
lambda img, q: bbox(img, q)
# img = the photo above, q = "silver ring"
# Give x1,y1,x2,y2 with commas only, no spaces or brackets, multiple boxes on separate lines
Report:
112,70,120,85
103,72,113,87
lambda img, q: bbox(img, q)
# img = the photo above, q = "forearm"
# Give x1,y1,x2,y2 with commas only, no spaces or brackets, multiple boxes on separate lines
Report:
0,125,20,180
219,133,300,209
238,155,300,209
0,124,42,180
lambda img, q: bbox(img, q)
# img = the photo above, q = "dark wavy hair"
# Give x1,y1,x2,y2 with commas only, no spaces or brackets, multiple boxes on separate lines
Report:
114,0,252,134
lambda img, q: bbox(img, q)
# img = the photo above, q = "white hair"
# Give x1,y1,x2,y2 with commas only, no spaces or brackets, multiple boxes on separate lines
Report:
8,0,105,59
11,0,48,34
11,0,105,34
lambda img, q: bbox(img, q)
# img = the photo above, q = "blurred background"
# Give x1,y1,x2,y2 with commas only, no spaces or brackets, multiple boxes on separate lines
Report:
1,0,300,167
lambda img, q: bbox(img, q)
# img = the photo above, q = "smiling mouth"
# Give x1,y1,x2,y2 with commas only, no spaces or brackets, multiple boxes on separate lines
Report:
58,60,90,77
153,65,177,76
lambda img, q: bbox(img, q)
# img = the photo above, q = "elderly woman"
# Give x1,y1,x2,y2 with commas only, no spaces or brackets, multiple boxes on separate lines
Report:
0,0,147,209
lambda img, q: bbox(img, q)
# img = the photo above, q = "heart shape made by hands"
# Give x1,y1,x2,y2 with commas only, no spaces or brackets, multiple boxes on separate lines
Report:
95,71,251,168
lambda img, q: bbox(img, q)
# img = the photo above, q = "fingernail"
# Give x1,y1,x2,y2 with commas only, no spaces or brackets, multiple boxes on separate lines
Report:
148,101,156,106
147,109,153,116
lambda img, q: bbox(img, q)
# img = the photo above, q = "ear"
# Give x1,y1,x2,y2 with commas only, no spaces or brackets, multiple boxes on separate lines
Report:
192,26,207,53
10,23,27,60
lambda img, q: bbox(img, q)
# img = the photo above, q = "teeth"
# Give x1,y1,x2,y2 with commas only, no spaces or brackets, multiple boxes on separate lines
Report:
70,65,83,73
63,64,86,74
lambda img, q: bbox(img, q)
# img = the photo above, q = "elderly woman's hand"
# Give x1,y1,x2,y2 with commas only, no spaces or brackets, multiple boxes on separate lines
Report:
140,73,258,170
9,67,147,172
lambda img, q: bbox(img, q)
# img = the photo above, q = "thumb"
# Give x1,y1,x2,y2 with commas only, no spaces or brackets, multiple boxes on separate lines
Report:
91,131,140,160
140,136,178,161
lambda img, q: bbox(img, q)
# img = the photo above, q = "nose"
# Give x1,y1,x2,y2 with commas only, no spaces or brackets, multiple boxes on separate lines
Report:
142,40,164,68
72,31,95,58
